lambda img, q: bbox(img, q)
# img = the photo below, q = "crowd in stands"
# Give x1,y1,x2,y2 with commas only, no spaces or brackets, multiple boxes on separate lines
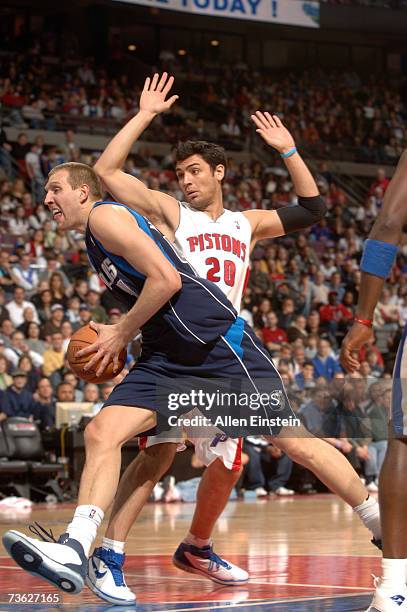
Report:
1,42,406,164
0,113,400,496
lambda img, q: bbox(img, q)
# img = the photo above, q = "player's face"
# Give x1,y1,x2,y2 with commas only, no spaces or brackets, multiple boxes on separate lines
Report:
175,155,224,209
44,171,81,230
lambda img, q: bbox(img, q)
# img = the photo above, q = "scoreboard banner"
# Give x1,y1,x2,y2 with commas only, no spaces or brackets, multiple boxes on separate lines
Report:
112,0,320,28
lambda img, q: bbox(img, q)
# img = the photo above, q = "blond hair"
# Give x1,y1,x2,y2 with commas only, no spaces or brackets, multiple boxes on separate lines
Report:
48,162,103,199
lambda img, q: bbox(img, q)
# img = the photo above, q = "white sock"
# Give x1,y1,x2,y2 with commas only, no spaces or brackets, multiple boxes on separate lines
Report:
380,558,407,595
66,504,104,557
102,537,125,554
184,532,211,548
353,495,381,540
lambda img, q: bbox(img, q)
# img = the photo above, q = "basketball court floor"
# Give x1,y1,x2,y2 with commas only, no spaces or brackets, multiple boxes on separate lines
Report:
0,494,380,611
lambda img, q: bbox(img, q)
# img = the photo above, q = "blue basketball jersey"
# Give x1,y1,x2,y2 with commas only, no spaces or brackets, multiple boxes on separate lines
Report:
85,202,238,347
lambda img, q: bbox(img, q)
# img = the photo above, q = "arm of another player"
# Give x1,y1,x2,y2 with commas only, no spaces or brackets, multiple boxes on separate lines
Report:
341,150,407,373
244,112,325,244
78,205,182,376
93,72,179,231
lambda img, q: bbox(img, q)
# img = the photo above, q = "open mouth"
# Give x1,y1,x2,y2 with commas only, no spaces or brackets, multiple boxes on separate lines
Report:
52,209,63,221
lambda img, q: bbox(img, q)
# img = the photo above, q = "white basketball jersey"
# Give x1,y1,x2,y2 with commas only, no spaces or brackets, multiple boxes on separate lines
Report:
174,202,252,311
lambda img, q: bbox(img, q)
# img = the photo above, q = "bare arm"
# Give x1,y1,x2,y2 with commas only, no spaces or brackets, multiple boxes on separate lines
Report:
341,151,407,372
94,73,179,231
244,112,321,244
79,205,181,375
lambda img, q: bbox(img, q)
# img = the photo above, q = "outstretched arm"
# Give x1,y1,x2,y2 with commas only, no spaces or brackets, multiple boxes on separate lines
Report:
94,73,179,231
341,151,407,372
78,205,181,375
244,112,325,244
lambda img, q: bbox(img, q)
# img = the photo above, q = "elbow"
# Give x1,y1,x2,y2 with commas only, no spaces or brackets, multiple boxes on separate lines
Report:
93,160,111,178
165,270,182,297
171,271,182,295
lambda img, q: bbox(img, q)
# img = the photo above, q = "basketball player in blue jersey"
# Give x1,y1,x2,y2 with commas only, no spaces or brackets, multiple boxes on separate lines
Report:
79,72,382,605
3,161,308,596
341,151,407,612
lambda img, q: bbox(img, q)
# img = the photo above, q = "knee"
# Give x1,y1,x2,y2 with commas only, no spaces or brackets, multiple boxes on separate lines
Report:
142,443,177,479
84,417,120,449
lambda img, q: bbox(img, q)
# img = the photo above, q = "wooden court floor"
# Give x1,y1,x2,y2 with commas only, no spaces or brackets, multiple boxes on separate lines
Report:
0,494,381,611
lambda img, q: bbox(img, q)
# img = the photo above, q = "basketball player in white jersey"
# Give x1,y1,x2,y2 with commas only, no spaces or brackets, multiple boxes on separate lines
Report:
85,73,381,605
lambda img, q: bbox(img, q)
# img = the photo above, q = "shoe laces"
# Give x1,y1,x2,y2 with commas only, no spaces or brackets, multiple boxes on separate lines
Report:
207,548,232,572
28,521,57,543
99,549,126,587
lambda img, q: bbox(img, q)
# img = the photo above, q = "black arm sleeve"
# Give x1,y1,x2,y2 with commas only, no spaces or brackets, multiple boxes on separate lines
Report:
276,195,326,234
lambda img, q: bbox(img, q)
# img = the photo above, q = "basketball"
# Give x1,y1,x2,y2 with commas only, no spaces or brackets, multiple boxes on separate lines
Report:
67,324,126,384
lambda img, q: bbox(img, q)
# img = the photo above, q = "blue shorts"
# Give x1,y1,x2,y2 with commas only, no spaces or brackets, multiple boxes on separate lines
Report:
104,317,298,438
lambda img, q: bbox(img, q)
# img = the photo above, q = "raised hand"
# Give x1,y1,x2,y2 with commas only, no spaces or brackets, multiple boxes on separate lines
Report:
140,72,179,116
251,111,295,155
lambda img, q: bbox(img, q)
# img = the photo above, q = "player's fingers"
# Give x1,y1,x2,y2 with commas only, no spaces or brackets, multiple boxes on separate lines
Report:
162,75,175,97
88,320,99,333
165,95,179,108
157,72,168,92
143,77,150,91
272,114,284,127
96,353,111,377
83,350,104,372
255,111,270,130
264,112,277,128
151,73,159,90
251,114,264,129
113,352,120,372
76,343,99,358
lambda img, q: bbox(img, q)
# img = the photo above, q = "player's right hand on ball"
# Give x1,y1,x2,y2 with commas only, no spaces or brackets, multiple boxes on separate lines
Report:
76,321,128,378
140,72,179,117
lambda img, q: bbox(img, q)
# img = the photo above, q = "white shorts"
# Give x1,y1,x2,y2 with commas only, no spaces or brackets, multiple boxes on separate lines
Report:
139,408,242,471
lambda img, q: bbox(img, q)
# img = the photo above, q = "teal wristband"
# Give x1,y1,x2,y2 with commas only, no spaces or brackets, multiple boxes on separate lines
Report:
280,147,297,159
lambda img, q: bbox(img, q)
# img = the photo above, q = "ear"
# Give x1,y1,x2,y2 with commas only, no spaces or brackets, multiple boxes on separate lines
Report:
215,164,225,182
79,183,90,203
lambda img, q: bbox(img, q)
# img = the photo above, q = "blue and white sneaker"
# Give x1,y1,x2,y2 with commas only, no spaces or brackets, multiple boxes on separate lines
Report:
173,542,248,585
86,547,136,606
366,577,407,611
2,522,86,594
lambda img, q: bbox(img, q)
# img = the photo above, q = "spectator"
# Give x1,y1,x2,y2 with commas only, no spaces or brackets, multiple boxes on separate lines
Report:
0,354,12,390
3,330,43,369
11,253,39,295
17,354,40,393
42,332,66,377
295,361,316,392
2,370,52,428
42,304,66,340
25,321,46,354
261,311,287,355
55,381,75,403
243,437,294,497
6,286,39,328
312,339,342,380
363,383,389,492
33,377,56,425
